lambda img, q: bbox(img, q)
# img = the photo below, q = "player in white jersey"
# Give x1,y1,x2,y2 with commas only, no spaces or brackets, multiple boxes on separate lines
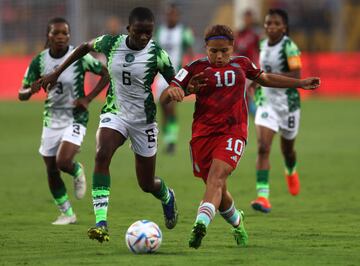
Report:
39,7,180,243
155,3,194,154
251,9,306,213
18,18,109,225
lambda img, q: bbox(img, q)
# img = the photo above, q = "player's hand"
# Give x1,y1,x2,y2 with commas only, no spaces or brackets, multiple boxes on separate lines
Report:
187,72,208,94
167,86,185,102
300,77,321,90
30,79,42,94
74,97,90,110
41,72,60,92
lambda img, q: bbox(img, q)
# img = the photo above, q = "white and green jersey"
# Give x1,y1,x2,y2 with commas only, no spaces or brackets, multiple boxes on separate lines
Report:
155,24,194,71
22,46,102,128
257,36,301,112
93,34,175,124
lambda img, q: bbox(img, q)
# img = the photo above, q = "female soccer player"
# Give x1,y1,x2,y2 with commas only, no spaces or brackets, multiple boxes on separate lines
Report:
39,7,178,242
160,24,319,249
251,9,305,213
18,17,109,225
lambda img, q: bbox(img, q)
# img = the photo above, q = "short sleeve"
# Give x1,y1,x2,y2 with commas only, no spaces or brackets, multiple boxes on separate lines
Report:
157,48,176,84
285,40,302,70
22,53,43,87
82,54,103,74
93,34,119,57
170,64,194,95
240,57,263,80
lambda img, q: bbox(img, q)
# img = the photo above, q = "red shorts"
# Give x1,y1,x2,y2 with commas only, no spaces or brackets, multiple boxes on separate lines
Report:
189,134,246,181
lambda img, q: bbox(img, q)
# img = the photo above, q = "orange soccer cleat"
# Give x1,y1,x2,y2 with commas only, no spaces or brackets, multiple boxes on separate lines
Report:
251,197,272,213
286,171,300,196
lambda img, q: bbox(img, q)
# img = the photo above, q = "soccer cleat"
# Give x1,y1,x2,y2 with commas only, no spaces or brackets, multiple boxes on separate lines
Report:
52,213,77,225
162,189,178,229
88,221,109,243
74,163,86,200
286,171,300,196
189,221,207,249
232,210,248,246
251,196,272,213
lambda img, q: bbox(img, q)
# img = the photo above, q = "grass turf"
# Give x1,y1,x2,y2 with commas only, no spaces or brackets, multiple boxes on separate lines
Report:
0,99,359,265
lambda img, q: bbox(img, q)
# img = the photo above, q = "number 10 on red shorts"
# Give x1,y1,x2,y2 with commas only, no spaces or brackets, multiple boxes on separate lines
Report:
190,134,246,181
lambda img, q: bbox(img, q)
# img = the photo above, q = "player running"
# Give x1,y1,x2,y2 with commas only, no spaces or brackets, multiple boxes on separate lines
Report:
160,24,320,249
18,17,109,225
155,3,194,154
251,9,306,213
39,7,178,242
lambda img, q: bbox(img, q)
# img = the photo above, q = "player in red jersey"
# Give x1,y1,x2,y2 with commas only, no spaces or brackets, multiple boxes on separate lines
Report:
160,25,320,249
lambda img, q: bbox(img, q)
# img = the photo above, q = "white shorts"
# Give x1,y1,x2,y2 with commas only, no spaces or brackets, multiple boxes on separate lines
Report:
39,123,87,157
99,113,159,157
255,105,300,140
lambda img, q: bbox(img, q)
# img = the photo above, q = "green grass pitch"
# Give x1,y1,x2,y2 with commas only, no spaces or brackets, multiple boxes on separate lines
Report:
1,99,359,265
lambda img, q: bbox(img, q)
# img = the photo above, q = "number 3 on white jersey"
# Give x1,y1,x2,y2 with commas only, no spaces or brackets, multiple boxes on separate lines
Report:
225,138,244,156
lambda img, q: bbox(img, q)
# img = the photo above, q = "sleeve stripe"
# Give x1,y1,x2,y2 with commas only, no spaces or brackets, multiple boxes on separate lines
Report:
171,80,186,91
252,70,264,80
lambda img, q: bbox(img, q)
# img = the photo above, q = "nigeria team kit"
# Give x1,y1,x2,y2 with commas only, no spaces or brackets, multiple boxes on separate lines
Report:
22,46,103,156
92,34,175,157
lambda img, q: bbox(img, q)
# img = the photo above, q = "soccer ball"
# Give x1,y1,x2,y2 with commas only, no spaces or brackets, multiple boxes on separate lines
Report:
125,220,162,254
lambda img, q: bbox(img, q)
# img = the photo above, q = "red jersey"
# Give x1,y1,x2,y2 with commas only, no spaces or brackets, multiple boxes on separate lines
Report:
171,56,262,141
234,29,260,65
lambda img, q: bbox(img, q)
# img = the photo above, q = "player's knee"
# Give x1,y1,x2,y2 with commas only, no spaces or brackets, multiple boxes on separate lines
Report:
56,157,72,172
95,147,112,166
207,175,226,190
258,142,271,157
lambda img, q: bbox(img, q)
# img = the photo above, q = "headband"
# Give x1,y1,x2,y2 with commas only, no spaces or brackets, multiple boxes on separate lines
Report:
205,35,232,41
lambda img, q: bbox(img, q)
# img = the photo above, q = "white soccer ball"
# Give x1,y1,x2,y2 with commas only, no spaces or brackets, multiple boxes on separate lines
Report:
125,220,162,254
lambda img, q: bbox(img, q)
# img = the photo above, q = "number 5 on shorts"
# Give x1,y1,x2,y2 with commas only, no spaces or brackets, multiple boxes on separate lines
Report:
145,128,156,149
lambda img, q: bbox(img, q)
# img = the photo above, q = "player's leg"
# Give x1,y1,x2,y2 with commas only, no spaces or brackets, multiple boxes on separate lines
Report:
129,120,177,229
219,187,248,246
189,159,233,249
161,101,178,155
56,123,87,200
39,127,76,224
134,153,178,229
43,156,76,225
251,125,276,213
280,111,301,196
281,136,300,195
88,127,126,243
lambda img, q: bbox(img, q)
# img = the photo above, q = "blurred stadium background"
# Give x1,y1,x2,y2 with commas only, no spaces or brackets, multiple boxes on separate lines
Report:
1,1,360,265
0,0,359,98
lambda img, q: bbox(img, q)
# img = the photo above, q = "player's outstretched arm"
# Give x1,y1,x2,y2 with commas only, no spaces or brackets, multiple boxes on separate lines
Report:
160,71,208,104
256,72,320,90
40,40,97,91
73,65,110,110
